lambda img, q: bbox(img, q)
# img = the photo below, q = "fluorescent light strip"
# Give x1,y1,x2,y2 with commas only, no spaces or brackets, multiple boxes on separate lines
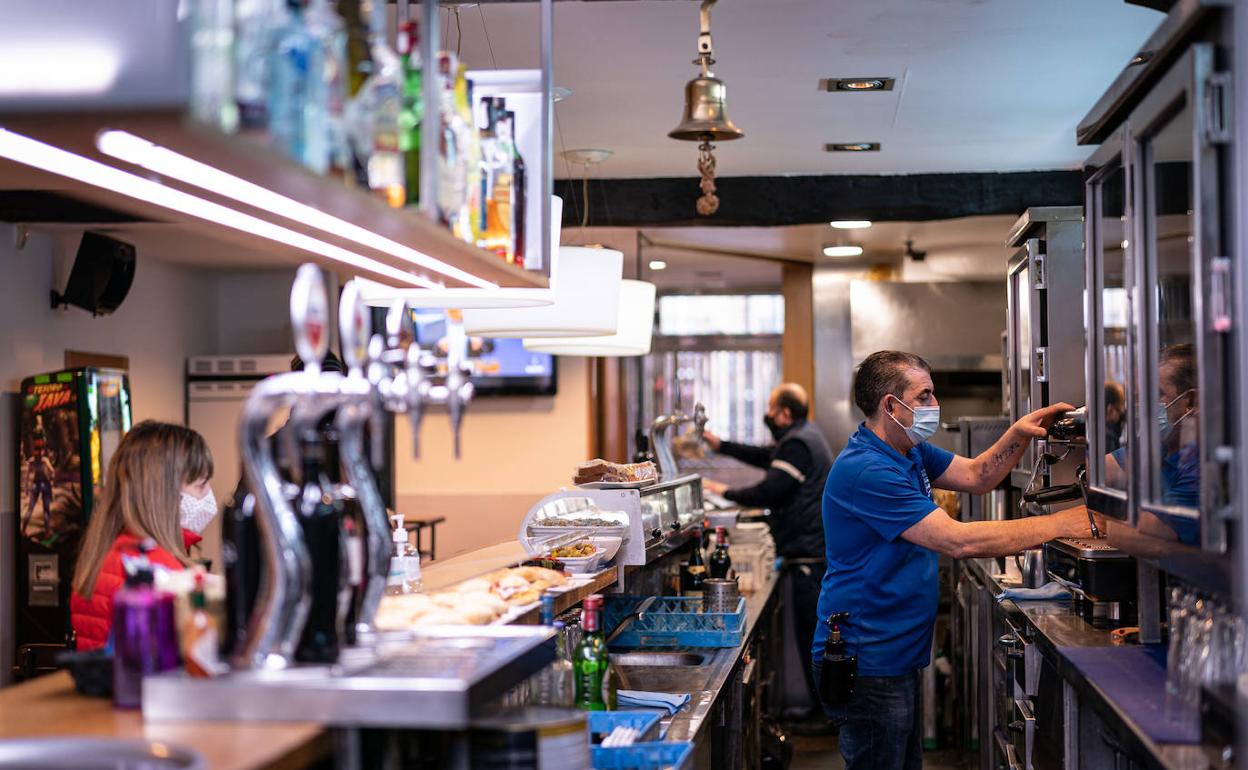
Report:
0,128,433,288
97,130,497,289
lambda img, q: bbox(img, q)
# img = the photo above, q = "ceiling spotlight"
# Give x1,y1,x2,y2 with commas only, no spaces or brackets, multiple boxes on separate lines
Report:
825,142,880,152
823,245,863,258
648,260,668,271
823,77,895,92
830,220,872,230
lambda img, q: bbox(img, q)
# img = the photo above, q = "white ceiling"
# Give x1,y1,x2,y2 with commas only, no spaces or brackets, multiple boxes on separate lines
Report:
450,0,1162,178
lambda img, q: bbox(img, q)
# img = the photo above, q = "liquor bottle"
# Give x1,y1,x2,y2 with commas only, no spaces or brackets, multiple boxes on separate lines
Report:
348,0,404,206
708,526,732,580
235,0,284,130
183,573,220,678
189,0,239,133
337,0,373,186
303,0,348,175
457,68,483,245
294,430,347,664
681,535,707,598
503,109,526,267
268,0,313,164
481,99,516,261
436,52,465,228
397,20,423,208
573,594,610,711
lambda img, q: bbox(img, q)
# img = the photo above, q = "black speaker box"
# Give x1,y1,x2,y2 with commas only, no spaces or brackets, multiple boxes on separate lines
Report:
50,231,136,316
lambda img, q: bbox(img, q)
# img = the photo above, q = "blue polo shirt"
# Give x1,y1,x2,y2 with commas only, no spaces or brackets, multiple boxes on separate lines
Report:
811,423,955,677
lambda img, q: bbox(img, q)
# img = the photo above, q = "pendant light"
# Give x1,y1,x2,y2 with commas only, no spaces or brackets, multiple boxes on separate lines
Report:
523,279,656,357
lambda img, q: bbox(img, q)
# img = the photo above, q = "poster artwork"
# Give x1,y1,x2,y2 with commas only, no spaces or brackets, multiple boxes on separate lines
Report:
19,381,83,547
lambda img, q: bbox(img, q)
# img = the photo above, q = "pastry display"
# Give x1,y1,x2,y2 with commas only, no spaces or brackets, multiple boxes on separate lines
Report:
573,458,657,485
374,565,569,630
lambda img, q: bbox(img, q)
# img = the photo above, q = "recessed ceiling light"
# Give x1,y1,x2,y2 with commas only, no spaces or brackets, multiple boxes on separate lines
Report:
830,220,872,230
823,245,864,258
818,77,898,91
648,260,668,271
825,142,880,152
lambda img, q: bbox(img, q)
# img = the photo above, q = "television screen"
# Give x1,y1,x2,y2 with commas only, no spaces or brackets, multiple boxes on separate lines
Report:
409,309,557,396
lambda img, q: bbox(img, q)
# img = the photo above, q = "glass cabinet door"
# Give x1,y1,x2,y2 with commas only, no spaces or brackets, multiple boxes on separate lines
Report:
1008,245,1041,490
1085,141,1132,520
1129,44,1230,551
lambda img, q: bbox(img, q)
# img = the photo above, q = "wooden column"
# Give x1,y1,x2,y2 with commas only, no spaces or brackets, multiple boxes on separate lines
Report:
782,262,815,418
591,357,630,461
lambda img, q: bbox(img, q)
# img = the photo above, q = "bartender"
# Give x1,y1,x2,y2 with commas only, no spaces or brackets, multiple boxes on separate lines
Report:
702,383,833,712
812,351,1099,770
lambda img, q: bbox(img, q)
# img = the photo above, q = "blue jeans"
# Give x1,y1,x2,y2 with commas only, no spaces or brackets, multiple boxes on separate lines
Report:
811,663,923,770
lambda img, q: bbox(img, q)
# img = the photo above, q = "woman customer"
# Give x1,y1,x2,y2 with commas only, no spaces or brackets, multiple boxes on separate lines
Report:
71,421,216,650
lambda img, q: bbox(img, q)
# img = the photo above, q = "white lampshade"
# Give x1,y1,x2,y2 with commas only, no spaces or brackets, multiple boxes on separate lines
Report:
522,280,656,356
353,277,554,309
463,245,623,338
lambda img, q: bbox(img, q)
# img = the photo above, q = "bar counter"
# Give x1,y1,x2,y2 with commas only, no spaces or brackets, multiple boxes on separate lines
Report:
965,557,1209,770
0,535,780,769
0,671,330,770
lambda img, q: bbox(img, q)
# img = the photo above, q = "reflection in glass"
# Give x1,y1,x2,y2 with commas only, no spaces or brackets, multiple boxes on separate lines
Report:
1098,163,1130,493
1141,103,1198,544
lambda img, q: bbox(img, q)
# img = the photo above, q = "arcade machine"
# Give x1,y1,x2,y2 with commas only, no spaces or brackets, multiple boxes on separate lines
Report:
14,367,131,677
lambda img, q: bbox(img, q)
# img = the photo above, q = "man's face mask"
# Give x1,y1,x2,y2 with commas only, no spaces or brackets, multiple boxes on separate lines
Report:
1158,389,1195,442
887,396,940,445
764,414,784,441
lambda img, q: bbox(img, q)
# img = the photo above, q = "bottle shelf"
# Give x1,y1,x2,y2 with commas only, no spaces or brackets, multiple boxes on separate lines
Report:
0,110,546,290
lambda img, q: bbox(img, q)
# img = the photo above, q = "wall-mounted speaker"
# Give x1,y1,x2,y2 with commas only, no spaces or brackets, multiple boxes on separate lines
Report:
50,231,136,316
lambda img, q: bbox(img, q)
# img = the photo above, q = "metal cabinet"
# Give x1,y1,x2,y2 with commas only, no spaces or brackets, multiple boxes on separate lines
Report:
1005,208,1087,493
1080,2,1238,576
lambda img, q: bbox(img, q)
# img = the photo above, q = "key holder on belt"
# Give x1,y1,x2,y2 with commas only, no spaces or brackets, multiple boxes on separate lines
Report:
819,612,857,708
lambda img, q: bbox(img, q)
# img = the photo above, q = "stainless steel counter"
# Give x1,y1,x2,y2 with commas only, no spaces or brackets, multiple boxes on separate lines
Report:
619,572,781,747
965,558,1209,770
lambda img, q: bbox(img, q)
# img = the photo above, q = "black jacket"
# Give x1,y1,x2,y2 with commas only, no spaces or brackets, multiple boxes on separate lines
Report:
720,420,833,559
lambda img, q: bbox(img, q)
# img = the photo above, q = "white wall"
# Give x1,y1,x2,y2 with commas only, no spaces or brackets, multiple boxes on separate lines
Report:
0,226,214,422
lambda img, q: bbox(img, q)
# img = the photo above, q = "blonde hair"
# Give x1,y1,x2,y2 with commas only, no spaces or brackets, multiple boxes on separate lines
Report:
73,421,213,598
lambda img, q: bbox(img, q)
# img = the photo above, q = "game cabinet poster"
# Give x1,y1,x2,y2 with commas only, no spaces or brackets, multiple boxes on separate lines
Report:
19,379,83,548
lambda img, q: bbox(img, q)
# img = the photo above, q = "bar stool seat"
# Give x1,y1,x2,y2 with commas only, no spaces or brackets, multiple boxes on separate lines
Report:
401,516,447,562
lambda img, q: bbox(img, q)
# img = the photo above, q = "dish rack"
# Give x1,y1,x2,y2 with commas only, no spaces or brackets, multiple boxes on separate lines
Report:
603,596,746,648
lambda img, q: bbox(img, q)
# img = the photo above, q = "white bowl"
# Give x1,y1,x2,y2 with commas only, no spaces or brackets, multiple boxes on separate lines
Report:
590,535,623,564
556,546,604,574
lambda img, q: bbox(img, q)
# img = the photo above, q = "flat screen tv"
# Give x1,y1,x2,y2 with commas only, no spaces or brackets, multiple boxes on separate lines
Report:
408,309,557,397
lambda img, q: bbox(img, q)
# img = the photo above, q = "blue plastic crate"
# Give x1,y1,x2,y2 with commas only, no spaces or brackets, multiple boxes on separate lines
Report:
603,596,746,648
587,710,663,745
591,741,693,770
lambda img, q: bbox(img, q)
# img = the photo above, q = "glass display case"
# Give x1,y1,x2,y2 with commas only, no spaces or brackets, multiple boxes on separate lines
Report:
1005,208,1086,494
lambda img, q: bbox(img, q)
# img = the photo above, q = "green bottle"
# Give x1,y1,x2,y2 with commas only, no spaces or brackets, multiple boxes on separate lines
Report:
397,19,422,207
574,594,610,711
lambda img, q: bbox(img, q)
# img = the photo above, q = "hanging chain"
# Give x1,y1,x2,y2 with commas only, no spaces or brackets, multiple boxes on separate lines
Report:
696,141,719,216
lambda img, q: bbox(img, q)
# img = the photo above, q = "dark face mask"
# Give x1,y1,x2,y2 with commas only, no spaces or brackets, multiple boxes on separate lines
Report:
764,415,784,441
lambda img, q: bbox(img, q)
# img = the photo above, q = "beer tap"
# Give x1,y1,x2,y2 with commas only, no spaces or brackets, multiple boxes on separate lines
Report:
233,264,330,669
441,312,475,459
649,402,708,479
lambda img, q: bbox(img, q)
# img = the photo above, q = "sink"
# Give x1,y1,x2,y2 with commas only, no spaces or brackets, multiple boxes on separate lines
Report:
610,652,706,667
0,739,205,769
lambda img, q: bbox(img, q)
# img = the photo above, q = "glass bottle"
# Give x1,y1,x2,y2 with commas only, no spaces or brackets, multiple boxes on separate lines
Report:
708,526,732,579
183,573,220,678
457,67,483,244
397,20,423,208
503,109,526,267
268,0,313,164
303,0,348,175
480,98,515,261
349,0,404,206
436,52,466,231
235,0,284,130
294,431,346,664
337,0,373,186
681,535,707,598
573,594,609,711
189,0,239,133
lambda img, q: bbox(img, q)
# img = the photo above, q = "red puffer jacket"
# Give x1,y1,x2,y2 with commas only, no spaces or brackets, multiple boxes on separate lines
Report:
71,529,202,651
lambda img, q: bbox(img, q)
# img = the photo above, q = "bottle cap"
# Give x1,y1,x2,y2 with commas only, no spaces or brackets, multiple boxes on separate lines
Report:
583,594,603,610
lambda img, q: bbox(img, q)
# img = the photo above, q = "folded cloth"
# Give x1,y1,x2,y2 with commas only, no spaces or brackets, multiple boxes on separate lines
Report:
998,582,1071,602
616,690,691,715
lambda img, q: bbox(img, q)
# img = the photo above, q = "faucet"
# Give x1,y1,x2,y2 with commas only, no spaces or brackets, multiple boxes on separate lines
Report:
649,402,708,479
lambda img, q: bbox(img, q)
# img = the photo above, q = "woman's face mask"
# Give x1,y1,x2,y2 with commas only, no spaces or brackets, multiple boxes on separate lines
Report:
180,487,218,534
888,396,940,445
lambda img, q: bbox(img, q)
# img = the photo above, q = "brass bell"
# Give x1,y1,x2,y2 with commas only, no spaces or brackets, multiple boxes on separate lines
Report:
669,74,744,143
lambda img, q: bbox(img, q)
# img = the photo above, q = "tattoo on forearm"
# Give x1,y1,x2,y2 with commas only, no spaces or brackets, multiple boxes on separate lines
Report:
981,441,1022,477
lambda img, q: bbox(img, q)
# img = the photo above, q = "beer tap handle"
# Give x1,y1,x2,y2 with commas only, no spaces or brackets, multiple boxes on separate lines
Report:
406,342,427,458
444,312,473,459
